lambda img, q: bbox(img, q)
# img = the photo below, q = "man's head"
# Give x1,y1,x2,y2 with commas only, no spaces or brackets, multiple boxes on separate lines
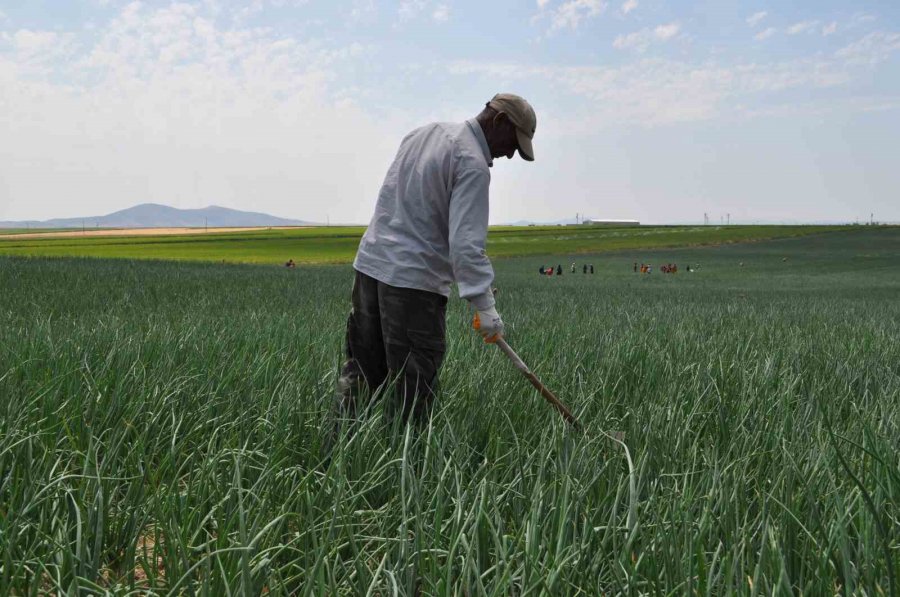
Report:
476,93,536,162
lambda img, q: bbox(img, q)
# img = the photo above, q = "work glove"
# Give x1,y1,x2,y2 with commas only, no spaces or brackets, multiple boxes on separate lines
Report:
473,305,504,344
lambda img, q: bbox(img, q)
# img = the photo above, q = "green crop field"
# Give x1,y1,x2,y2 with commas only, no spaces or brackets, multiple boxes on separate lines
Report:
1,227,898,594
0,224,852,264
0,228,72,236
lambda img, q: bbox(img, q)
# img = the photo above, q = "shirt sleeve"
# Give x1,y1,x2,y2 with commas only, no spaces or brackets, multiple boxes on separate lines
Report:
448,167,495,310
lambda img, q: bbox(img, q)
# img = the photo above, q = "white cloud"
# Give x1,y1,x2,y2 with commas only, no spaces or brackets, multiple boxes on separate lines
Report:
350,0,376,20
449,47,876,131
822,22,837,36
1,29,79,76
621,0,637,16
537,0,551,7
541,0,607,33
398,0,426,22
654,22,680,40
432,4,450,22
231,0,264,24
613,22,680,52
787,20,819,35
612,31,644,50
746,11,767,28
754,27,776,41
738,95,900,120
835,32,900,66
850,13,876,27
397,1,451,25
0,1,394,222
8,29,56,52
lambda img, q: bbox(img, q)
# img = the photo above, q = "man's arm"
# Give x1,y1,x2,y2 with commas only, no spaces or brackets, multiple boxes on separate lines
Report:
448,167,494,310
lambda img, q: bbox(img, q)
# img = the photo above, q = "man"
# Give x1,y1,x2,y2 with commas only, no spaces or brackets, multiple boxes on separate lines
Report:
331,93,537,436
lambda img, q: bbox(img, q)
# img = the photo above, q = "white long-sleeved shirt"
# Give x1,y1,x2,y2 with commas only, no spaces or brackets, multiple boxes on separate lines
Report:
353,119,496,310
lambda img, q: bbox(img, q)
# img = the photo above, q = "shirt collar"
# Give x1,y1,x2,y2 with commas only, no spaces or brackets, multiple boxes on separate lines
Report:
466,118,493,168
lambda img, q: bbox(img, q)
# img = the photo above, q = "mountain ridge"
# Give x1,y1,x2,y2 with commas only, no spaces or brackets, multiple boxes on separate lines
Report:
0,203,311,228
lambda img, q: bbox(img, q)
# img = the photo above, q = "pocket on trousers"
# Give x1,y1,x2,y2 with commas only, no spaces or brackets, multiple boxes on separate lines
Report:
406,329,446,373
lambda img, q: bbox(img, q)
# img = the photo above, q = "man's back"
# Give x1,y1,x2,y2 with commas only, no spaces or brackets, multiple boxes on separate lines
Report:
354,120,494,302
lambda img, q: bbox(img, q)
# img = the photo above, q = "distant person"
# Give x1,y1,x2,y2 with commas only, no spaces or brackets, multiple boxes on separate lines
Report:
571,262,576,273
285,259,296,268
538,266,544,275
590,264,594,274
556,264,563,276
583,264,587,274
633,262,637,273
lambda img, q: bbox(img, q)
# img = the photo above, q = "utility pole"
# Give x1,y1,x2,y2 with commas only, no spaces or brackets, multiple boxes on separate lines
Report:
870,212,874,225
727,213,730,226
82,220,85,234
704,212,708,226
205,217,208,233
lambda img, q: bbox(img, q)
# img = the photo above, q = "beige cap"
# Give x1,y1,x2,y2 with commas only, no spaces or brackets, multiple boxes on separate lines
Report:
487,93,536,161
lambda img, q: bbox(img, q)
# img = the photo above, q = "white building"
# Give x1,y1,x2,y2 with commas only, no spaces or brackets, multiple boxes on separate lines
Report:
582,219,640,227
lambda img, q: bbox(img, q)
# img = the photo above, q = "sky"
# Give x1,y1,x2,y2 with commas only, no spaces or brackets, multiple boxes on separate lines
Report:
1,0,898,225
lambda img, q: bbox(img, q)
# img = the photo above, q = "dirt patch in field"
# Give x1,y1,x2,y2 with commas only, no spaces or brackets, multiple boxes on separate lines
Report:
1,226,307,240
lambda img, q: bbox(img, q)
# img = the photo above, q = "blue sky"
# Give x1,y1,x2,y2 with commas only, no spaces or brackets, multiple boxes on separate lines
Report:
1,0,898,224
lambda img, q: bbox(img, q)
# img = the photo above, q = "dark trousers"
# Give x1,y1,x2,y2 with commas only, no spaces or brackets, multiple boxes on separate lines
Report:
332,270,447,437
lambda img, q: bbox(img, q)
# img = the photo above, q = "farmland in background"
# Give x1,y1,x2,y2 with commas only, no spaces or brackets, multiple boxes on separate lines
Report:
0,224,853,264
0,228,71,236
1,228,898,593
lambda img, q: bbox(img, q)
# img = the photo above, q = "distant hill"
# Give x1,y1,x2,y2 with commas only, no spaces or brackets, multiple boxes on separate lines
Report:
0,203,311,228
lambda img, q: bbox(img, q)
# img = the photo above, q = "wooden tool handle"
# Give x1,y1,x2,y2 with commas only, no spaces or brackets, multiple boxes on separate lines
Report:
496,338,581,430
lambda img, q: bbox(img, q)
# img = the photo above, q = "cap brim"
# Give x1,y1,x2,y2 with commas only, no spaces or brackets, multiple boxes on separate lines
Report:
516,128,534,161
